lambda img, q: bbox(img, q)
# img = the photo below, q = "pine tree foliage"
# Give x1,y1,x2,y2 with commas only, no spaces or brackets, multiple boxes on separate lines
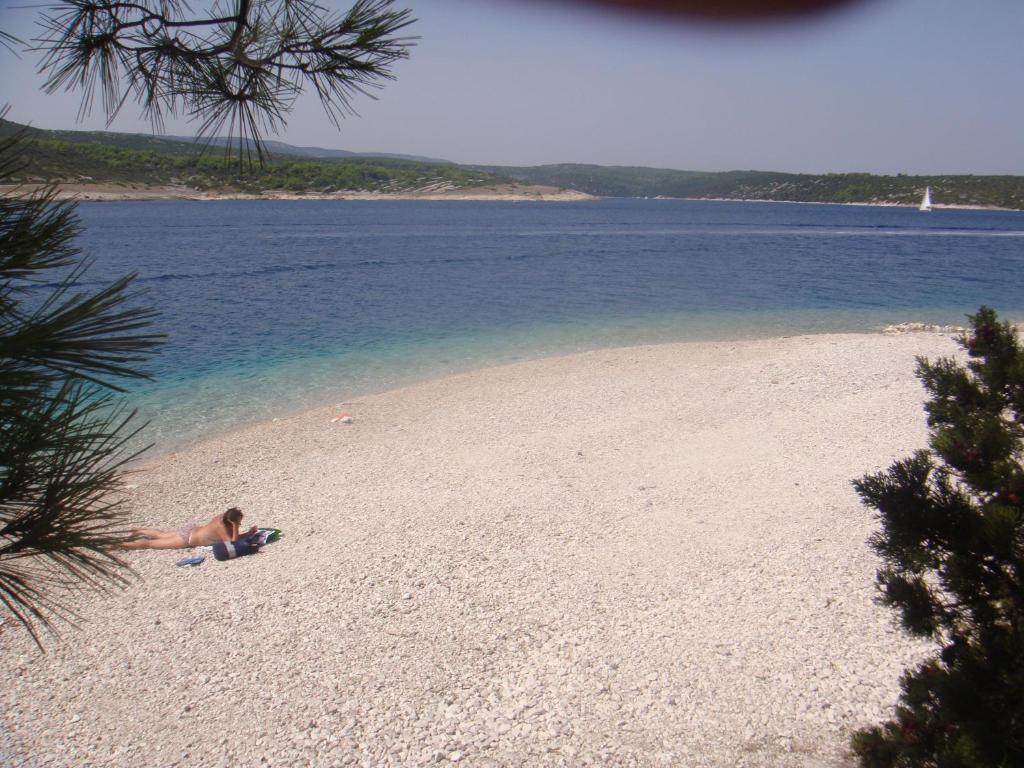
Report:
0,0,413,648
851,307,1024,767
32,0,416,163
0,123,163,646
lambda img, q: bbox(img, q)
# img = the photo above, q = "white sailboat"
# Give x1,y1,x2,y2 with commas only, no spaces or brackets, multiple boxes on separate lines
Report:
919,186,933,212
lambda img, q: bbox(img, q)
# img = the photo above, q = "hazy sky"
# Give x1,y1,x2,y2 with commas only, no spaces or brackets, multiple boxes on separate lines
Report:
1,0,1022,174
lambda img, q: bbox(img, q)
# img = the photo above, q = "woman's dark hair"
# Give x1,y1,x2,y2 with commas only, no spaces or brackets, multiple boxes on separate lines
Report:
222,507,243,532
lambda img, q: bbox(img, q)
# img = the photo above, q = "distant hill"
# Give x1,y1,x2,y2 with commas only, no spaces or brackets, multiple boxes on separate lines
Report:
0,120,451,164
3,120,1023,208
0,120,506,194
470,163,1024,210
162,135,453,165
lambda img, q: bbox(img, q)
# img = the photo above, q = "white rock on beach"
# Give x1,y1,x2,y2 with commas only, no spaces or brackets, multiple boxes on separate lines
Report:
0,332,957,767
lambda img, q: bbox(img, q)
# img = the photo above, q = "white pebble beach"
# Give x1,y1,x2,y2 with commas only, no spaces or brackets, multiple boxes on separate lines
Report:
1,331,961,767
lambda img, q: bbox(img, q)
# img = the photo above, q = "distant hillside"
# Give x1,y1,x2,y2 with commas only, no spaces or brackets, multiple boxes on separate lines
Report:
0,121,505,194
0,120,450,164
4,120,1023,208
473,163,1024,210
161,135,452,165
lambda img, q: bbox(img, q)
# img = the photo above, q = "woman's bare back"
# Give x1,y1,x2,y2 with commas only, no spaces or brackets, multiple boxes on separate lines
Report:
188,515,233,546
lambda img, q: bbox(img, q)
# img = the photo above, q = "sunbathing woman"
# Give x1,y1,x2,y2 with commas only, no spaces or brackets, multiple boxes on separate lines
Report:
124,506,257,550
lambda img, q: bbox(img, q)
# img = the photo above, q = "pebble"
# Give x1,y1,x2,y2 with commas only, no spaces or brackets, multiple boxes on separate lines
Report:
0,333,955,768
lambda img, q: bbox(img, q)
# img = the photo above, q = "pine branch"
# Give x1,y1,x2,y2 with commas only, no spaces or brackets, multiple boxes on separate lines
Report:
33,0,417,161
851,308,1024,766
1,265,164,391
0,380,146,645
0,117,160,647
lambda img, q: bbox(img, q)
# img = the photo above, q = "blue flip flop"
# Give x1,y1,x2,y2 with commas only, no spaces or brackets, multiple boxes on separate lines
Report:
176,555,205,567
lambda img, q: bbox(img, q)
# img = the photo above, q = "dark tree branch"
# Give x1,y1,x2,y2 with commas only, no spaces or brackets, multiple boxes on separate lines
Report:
851,308,1024,766
0,380,146,647
0,118,162,645
33,0,416,163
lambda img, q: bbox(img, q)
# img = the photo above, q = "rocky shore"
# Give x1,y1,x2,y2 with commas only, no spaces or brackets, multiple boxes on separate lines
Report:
0,182,596,203
1,332,958,767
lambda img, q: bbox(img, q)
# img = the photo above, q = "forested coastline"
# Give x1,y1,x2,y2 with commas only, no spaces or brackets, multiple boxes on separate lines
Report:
6,120,1023,208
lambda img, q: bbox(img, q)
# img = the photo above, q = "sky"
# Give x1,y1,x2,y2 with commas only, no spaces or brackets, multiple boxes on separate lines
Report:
1,0,1022,174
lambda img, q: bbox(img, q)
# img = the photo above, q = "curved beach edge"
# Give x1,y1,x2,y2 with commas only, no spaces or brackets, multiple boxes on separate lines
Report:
2,332,961,766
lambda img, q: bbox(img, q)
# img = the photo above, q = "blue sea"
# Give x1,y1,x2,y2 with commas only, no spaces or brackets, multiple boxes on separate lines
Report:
71,198,1024,453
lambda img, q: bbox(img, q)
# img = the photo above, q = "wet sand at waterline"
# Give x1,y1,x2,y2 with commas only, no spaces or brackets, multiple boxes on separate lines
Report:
1,332,958,766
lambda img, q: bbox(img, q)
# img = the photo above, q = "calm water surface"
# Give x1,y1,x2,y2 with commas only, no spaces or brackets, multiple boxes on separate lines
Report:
71,198,1024,452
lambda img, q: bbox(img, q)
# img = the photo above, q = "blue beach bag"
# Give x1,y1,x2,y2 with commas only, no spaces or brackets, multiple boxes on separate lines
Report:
212,535,262,561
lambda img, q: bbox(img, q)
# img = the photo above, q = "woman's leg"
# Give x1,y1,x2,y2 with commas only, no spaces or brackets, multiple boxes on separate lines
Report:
131,527,168,539
123,532,187,550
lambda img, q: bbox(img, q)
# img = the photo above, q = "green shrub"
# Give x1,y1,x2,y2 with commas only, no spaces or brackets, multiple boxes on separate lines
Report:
852,307,1024,766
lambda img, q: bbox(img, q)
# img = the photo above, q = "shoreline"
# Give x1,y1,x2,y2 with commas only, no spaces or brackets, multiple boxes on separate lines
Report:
2,183,1019,209
137,322,986,464
676,195,1018,212
2,331,960,766
0,182,597,203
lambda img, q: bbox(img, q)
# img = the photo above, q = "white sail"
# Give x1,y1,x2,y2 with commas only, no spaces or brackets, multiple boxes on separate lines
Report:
919,186,932,212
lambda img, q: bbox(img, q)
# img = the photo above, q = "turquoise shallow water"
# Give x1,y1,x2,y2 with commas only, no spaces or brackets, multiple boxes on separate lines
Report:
69,198,1024,454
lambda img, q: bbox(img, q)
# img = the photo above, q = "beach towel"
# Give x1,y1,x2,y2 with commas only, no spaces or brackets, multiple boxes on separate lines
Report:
255,528,282,545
